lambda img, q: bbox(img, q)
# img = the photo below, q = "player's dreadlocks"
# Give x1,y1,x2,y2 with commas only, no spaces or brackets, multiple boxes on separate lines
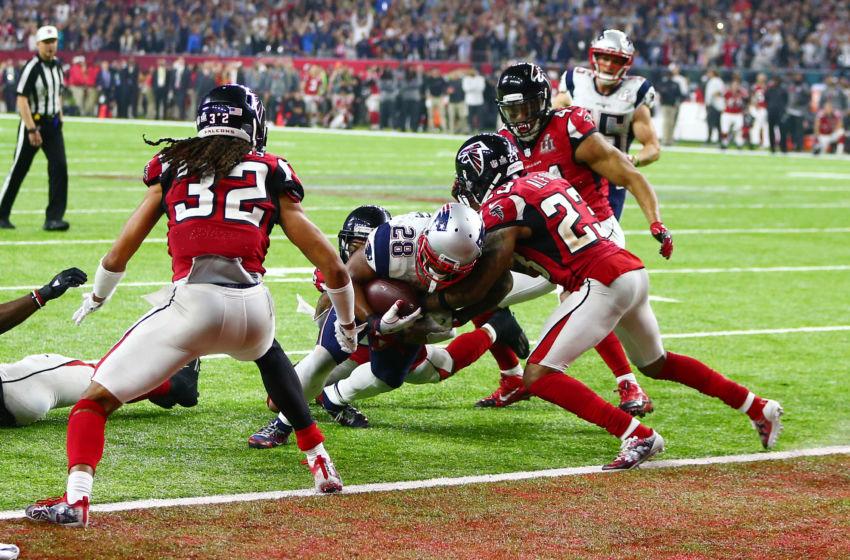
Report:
143,135,252,181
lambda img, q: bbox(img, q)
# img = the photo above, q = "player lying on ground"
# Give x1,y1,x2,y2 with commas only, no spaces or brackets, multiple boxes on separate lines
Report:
249,204,530,447
0,268,86,335
25,84,355,528
426,133,783,471
1,354,199,427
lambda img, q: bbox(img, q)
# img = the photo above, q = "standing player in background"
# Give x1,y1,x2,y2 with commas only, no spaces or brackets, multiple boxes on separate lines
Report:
25,84,356,528
812,101,845,155
553,29,661,221
721,74,748,150
750,73,769,148
479,61,673,417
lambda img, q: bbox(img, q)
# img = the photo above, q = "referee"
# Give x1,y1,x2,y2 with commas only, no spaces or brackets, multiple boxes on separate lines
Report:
0,25,69,231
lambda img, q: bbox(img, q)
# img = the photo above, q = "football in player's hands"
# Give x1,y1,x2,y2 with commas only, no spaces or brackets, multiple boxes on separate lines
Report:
365,279,418,316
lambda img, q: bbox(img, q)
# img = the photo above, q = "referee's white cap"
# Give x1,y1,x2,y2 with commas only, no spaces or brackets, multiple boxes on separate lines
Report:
36,25,58,42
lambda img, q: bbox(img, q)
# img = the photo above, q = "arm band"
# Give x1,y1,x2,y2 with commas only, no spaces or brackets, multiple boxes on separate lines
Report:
324,279,355,325
93,258,125,300
31,290,44,308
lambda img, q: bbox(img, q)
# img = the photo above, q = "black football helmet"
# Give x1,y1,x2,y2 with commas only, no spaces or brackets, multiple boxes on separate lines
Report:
196,84,267,151
496,62,552,142
338,205,392,263
454,133,524,208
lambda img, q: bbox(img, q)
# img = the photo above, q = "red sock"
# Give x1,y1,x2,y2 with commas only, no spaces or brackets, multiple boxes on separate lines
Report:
490,343,520,371
446,328,493,374
127,379,172,403
294,422,324,451
657,352,750,410
66,399,107,472
529,373,651,439
594,331,632,377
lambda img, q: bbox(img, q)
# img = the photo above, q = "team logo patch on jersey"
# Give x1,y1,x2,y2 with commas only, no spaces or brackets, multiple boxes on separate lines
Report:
540,134,555,154
489,204,505,221
457,141,492,176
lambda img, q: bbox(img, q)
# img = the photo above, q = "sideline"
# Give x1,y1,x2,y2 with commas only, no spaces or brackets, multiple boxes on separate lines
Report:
2,445,848,520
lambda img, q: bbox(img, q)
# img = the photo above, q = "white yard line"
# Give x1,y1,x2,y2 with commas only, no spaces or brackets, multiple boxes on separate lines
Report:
1,445,848,520
0,265,848,292
1,228,849,247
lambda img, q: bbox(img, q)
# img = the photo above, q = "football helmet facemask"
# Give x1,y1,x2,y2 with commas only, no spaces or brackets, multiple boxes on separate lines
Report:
416,203,485,291
338,205,392,263
589,29,634,87
496,62,552,142
454,133,524,209
196,84,267,151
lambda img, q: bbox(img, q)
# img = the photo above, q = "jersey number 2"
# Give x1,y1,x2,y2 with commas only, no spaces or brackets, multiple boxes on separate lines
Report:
540,189,599,253
174,161,268,226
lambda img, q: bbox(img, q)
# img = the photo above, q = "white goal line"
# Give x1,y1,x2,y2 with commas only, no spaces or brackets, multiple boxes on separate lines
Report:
1,445,847,520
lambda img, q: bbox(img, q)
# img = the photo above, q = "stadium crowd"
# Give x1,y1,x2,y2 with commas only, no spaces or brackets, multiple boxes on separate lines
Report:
1,1,849,151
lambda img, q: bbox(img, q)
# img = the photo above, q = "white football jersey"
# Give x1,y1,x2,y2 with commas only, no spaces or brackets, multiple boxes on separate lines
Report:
559,66,656,153
364,211,432,289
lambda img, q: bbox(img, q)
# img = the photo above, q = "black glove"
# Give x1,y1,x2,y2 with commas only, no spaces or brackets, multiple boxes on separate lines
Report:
37,268,87,303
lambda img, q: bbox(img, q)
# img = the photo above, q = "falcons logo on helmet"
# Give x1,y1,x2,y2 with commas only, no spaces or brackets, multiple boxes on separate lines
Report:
457,141,492,176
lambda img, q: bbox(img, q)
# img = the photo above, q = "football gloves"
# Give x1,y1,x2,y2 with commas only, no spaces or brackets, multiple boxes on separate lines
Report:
368,300,422,335
650,221,674,259
334,320,366,354
72,293,104,326
36,268,87,304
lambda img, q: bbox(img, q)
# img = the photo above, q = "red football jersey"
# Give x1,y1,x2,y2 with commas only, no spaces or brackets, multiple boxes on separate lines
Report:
480,171,643,292
751,84,767,108
499,106,613,222
143,151,304,281
723,86,747,113
816,109,842,135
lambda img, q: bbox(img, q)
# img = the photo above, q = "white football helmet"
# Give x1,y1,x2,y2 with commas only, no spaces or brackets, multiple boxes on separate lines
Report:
589,29,634,87
416,203,485,291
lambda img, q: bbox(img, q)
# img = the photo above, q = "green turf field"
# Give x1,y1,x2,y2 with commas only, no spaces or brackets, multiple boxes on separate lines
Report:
0,117,848,512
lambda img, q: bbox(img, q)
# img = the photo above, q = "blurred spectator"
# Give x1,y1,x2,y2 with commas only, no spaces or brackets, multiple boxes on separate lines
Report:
657,65,686,146
721,74,747,150
2,60,17,113
152,59,171,120
462,66,486,132
95,60,114,118
784,73,810,152
171,58,191,120
116,59,139,119
379,67,399,129
66,57,90,116
819,75,847,111
445,69,467,134
812,100,845,154
765,75,789,153
704,69,724,144
302,64,328,126
750,73,769,148
398,65,424,132
425,67,446,132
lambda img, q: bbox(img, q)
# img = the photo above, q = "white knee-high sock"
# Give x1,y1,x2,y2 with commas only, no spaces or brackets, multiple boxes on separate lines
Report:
331,363,394,404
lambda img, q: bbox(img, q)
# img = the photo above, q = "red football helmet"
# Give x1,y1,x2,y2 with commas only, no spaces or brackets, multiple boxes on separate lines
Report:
589,29,634,87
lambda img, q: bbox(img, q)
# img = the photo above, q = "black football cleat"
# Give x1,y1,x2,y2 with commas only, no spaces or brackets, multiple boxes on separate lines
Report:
248,417,292,449
149,359,200,409
43,219,70,231
318,391,369,428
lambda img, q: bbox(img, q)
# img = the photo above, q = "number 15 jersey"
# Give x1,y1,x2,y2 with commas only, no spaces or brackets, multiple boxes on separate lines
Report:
480,171,643,292
143,151,304,281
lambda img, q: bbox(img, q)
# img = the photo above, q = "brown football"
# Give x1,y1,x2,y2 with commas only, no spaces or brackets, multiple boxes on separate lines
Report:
365,279,418,316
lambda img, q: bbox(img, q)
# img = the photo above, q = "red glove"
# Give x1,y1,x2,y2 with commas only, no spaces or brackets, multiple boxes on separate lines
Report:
650,222,673,259
312,268,326,293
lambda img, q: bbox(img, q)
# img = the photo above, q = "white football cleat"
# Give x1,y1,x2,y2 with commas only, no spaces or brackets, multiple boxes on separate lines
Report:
305,452,343,494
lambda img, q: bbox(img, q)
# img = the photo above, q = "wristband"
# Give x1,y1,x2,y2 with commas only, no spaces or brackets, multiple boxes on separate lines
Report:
324,279,355,326
93,259,125,300
27,128,37,133
31,290,44,308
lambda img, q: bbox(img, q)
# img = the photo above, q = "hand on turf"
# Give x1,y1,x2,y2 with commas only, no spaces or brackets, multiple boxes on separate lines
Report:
38,267,87,303
373,300,422,335
650,221,674,259
72,292,104,326
334,320,366,353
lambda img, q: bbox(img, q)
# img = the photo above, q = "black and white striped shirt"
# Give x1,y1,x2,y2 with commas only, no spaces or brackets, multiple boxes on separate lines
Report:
16,55,64,117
